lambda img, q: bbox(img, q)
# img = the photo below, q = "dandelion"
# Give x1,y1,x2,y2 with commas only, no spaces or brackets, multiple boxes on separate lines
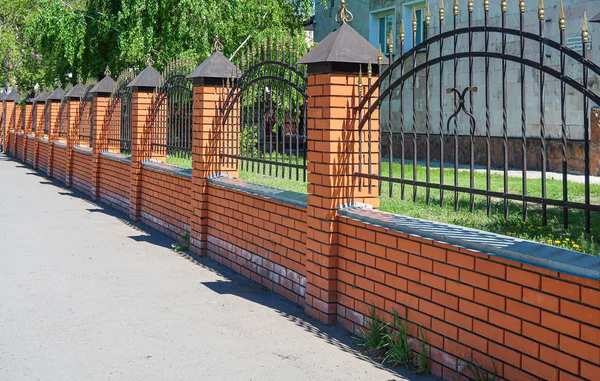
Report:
547,239,553,244
554,240,561,244
565,238,570,242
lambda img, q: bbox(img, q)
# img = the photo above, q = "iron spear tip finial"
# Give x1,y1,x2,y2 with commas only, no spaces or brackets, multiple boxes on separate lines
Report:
412,7,418,32
387,29,394,53
483,0,489,12
367,59,372,79
146,55,154,67
453,0,459,16
583,11,589,43
104,66,111,76
501,0,507,12
56,78,61,88
77,74,83,83
400,20,406,41
559,0,565,31
426,2,431,26
519,0,525,13
214,35,224,52
538,0,544,20
377,44,383,65
334,0,354,24
439,0,445,21
468,0,473,12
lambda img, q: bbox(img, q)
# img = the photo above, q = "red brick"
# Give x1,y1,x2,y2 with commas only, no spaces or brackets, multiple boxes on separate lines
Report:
459,299,488,321
507,299,541,324
505,331,540,357
396,290,419,310
409,255,433,272
540,346,579,374
560,334,600,364
365,267,385,284
421,245,446,261
407,308,432,329
489,342,521,367
474,289,506,311
432,318,458,340
582,287,600,309
475,258,506,279
407,281,432,300
507,267,540,289
458,329,488,352
523,321,559,347
374,282,396,301
447,251,475,269
541,311,580,338
504,365,538,381
433,262,459,280
581,324,600,346
447,280,474,300
460,269,489,289
420,299,445,319
375,257,397,274
432,290,459,311
522,355,559,381
421,272,446,291
542,277,581,301
581,361,600,381
490,277,522,300
489,309,522,333
523,288,559,313
561,299,600,328
473,320,504,343
397,237,420,254
443,338,471,359
396,264,421,282
445,309,473,331
385,273,408,291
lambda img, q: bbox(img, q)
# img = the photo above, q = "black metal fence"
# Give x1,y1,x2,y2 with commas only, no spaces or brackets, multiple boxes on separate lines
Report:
78,82,96,147
356,1,600,232
43,98,51,136
58,93,70,139
148,59,195,164
221,38,308,181
104,70,134,154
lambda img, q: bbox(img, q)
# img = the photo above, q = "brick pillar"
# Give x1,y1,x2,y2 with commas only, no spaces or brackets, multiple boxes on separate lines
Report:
298,22,384,324
187,50,239,254
90,75,116,200
66,99,80,186
15,104,23,157
23,102,33,163
127,65,162,221
4,100,15,154
591,108,600,176
33,99,46,168
47,89,64,177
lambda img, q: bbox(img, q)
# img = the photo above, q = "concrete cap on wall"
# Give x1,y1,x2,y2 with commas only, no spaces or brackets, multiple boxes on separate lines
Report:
591,12,600,23
65,83,85,99
47,87,64,102
34,90,50,103
298,22,388,74
187,51,239,85
25,93,36,103
90,75,116,96
0,92,5,101
127,66,162,91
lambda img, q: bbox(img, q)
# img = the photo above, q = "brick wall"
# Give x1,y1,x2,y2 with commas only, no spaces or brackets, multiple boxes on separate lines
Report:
336,212,600,381
51,144,68,184
7,132,15,156
25,136,35,166
38,140,49,174
72,150,93,196
98,156,130,212
140,166,192,239
15,134,24,161
206,182,307,305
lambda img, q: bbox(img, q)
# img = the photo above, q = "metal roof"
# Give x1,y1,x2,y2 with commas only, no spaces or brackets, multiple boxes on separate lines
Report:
47,87,65,101
4,89,20,102
65,83,85,99
187,51,238,81
298,22,388,66
34,90,51,102
90,75,116,95
128,66,162,89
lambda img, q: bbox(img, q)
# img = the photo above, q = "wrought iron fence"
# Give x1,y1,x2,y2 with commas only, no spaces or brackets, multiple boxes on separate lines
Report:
78,82,96,147
221,38,308,181
148,58,195,164
355,0,600,233
58,95,70,139
43,97,51,136
104,69,134,154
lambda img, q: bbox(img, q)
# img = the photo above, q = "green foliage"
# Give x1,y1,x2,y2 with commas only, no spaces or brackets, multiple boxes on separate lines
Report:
358,306,389,354
382,309,412,367
412,327,429,375
172,231,190,252
4,0,326,88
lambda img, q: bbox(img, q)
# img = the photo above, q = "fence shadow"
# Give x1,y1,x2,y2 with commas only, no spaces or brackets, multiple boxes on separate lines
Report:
2,154,432,381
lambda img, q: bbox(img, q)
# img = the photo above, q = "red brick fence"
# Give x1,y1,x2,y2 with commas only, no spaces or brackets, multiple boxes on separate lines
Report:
1,41,599,381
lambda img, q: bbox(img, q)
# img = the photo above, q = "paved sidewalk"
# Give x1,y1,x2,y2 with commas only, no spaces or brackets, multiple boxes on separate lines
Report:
0,156,428,381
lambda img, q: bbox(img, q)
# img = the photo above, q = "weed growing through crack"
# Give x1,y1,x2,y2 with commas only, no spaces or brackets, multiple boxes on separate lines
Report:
382,309,412,367
358,306,389,356
172,231,190,252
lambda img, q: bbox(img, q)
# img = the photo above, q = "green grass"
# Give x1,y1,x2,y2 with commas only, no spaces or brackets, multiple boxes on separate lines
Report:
159,155,600,256
165,155,192,169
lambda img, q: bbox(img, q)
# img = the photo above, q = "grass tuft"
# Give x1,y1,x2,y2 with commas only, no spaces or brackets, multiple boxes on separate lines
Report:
358,306,389,356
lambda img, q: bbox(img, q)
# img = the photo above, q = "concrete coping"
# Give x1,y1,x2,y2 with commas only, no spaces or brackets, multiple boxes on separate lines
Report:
142,159,192,179
38,137,49,143
339,206,600,281
16,131,24,136
209,176,308,209
100,151,131,164
26,134,35,139
74,146,92,155
53,140,67,148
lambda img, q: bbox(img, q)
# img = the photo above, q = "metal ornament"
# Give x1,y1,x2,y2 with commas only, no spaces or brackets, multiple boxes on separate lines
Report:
214,36,224,52
334,0,354,24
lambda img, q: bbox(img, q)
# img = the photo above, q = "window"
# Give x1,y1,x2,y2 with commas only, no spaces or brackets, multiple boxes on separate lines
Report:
370,8,396,56
402,1,428,52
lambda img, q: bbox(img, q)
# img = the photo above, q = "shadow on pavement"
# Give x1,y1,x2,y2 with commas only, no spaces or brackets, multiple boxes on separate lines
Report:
1,154,436,381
